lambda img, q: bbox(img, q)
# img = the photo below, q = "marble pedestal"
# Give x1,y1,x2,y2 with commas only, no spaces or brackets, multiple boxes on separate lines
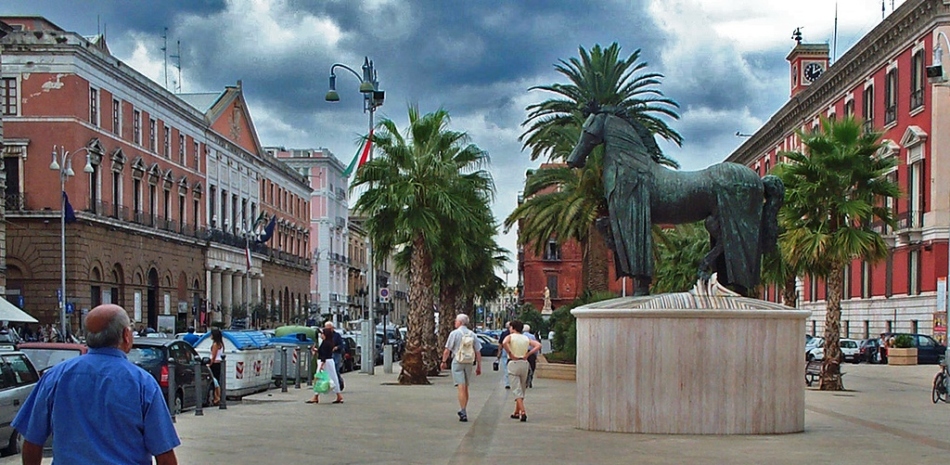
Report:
572,293,809,435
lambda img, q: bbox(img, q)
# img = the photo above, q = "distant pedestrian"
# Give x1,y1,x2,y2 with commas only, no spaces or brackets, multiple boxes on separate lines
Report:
523,324,538,388
12,304,180,464
210,328,225,405
325,321,346,391
307,327,343,404
502,320,541,422
441,314,482,422
181,326,199,346
496,322,511,389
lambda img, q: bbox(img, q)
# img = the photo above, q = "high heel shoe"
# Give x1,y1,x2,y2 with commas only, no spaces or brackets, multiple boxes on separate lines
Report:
520,413,527,422
510,413,520,419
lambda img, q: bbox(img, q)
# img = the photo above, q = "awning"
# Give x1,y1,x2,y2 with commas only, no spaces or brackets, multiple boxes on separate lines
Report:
0,299,38,323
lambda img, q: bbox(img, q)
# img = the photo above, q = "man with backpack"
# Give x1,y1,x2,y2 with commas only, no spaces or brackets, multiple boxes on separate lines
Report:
441,313,482,422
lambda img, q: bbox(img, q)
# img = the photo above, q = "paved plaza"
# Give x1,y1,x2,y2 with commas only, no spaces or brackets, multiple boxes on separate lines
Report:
2,362,948,464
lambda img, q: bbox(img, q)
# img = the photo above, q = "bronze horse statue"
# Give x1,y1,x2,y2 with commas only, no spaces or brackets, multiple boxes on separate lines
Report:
567,106,784,296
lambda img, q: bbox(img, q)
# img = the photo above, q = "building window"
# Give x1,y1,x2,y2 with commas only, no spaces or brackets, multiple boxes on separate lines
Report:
209,185,217,228
112,99,121,136
111,171,122,219
843,264,851,300
862,84,874,132
861,261,871,299
149,119,157,152
193,198,200,229
884,69,897,125
546,275,558,299
544,239,561,261
909,249,921,296
179,193,186,231
149,184,157,226
809,275,818,302
844,99,855,117
163,188,171,224
843,320,850,338
912,320,919,334
88,163,100,213
89,87,98,126
133,110,141,145
193,142,199,168
163,126,170,158
863,320,870,339
911,50,925,111
133,179,142,216
908,161,924,228
0,78,17,115
179,134,185,164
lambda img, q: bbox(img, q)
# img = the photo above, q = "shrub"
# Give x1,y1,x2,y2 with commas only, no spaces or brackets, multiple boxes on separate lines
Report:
893,334,914,348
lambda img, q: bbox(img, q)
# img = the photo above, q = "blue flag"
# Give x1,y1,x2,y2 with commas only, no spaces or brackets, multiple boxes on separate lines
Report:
63,191,76,224
256,215,276,243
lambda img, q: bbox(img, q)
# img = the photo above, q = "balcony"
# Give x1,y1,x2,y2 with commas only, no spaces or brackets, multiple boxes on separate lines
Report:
4,193,26,211
896,210,923,243
910,88,924,111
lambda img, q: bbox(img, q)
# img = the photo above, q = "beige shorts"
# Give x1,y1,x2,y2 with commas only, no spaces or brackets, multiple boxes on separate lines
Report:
451,360,474,386
507,360,530,398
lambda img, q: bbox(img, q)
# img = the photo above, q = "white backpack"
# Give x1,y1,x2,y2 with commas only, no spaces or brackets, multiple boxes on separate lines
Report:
455,330,477,364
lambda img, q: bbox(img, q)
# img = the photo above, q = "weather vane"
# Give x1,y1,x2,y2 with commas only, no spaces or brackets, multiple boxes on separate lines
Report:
792,27,803,44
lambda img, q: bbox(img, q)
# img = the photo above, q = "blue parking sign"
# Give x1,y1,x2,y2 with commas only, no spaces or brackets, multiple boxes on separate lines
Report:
66,302,75,314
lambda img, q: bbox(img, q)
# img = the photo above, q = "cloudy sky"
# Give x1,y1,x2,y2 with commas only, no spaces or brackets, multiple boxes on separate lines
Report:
4,0,905,284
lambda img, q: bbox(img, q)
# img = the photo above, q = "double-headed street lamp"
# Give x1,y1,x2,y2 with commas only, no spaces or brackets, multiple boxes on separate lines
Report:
326,57,383,375
50,146,94,339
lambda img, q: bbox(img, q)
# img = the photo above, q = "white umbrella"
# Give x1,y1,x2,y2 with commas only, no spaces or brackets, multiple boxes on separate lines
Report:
0,298,38,323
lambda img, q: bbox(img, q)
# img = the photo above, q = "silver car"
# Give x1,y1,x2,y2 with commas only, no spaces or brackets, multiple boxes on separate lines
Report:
0,352,39,456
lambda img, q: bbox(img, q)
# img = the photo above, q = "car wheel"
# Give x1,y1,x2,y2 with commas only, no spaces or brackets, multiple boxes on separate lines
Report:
4,430,20,456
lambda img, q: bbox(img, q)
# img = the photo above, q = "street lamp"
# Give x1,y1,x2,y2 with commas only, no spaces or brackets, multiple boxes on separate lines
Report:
327,57,383,375
50,145,94,339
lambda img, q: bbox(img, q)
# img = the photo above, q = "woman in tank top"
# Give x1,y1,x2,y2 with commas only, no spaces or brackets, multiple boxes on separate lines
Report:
209,328,224,405
502,320,541,422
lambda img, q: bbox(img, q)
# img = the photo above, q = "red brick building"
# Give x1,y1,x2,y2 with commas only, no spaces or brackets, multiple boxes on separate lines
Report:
726,0,950,341
516,164,633,313
0,17,310,333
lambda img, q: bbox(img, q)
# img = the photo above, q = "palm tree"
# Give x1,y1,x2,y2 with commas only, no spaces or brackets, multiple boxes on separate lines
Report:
514,43,681,293
652,223,708,293
352,105,494,385
776,116,900,391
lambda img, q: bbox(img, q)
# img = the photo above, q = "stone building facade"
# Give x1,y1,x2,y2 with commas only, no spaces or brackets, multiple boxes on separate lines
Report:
725,0,950,342
0,16,310,332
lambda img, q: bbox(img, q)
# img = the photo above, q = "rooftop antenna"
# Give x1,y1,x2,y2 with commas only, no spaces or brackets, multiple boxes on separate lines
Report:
161,27,168,89
881,0,885,19
833,3,838,62
170,40,182,93
96,15,100,36
792,27,803,44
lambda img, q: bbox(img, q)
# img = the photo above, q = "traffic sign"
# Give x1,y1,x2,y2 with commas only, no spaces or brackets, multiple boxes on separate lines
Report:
66,302,75,314
379,287,390,303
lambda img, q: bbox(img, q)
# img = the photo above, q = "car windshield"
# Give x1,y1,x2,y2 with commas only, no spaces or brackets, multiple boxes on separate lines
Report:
20,348,82,371
840,340,858,349
128,346,164,364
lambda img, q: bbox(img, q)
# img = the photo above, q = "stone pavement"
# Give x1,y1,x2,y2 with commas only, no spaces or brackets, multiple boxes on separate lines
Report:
3,362,949,464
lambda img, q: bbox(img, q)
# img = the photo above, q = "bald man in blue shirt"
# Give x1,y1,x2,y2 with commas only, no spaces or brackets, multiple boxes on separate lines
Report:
12,304,180,464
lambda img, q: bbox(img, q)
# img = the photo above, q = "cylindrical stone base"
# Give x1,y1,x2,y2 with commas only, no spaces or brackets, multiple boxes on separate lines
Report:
573,300,809,435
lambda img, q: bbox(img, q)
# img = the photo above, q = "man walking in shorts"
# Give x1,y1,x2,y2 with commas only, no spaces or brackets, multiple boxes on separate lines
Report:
441,314,482,422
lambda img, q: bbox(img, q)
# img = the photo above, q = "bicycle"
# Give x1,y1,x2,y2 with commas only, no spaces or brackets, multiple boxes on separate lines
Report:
933,357,949,404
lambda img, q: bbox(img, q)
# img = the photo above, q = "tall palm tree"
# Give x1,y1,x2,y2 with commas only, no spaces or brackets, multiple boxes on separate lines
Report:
652,223,708,294
352,105,494,385
515,43,681,293
776,116,900,391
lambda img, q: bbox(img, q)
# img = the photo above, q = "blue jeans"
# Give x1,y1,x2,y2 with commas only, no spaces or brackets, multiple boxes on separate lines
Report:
500,350,509,386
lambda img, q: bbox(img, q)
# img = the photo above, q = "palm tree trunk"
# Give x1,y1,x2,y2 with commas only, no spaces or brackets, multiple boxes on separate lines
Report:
433,284,458,376
398,236,434,385
820,262,845,390
584,223,611,293
782,273,798,308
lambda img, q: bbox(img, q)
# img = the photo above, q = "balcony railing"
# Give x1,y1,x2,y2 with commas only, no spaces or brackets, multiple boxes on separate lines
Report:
897,210,923,230
884,105,897,125
4,193,25,211
910,88,924,111
862,119,875,134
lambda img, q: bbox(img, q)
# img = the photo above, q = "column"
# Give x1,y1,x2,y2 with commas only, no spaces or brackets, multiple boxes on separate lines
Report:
222,271,233,312
211,270,222,322
232,272,243,308
251,275,261,303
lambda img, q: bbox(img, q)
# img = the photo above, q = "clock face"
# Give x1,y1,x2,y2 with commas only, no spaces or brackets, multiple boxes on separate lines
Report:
804,62,824,82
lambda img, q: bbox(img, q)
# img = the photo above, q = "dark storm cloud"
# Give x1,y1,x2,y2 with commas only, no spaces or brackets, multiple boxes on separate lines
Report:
2,0,226,35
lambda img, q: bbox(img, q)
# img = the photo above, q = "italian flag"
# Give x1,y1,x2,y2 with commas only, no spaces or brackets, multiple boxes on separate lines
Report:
343,129,373,178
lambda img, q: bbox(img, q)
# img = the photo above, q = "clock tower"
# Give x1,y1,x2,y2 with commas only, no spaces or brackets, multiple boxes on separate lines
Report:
787,42,830,97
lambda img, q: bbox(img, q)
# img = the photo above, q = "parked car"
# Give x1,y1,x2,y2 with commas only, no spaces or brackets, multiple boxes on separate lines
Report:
341,336,358,373
128,338,214,414
476,334,500,357
881,333,947,364
805,337,824,360
858,338,881,363
377,328,405,360
807,338,860,363
18,342,88,374
0,352,39,456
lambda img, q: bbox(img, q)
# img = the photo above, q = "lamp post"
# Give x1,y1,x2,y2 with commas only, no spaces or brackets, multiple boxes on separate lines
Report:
327,57,383,375
50,146,95,339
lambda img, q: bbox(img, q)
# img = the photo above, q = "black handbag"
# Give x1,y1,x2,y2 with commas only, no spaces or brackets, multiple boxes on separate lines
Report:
492,360,499,371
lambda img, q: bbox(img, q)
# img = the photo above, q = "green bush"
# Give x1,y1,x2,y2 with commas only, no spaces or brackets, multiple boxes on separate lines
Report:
893,334,914,348
550,290,617,363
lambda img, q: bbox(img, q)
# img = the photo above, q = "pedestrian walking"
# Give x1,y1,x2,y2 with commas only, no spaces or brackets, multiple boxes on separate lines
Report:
523,324,538,388
325,321,346,391
502,320,542,422
441,314,482,422
307,327,344,404
209,328,225,405
496,322,511,389
12,304,180,464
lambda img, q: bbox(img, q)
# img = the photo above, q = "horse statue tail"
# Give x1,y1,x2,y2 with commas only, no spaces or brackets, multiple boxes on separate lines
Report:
760,175,785,253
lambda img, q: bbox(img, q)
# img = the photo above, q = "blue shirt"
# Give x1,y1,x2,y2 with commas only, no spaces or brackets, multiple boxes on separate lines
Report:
12,347,180,464
182,332,200,346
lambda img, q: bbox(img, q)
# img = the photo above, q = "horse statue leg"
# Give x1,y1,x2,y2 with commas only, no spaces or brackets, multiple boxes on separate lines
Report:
698,214,724,283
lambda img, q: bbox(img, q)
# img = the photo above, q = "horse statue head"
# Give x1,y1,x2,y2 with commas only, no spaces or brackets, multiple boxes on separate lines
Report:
567,103,670,169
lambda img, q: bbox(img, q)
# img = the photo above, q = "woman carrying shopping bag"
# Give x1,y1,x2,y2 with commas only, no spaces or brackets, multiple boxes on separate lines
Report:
307,327,344,404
